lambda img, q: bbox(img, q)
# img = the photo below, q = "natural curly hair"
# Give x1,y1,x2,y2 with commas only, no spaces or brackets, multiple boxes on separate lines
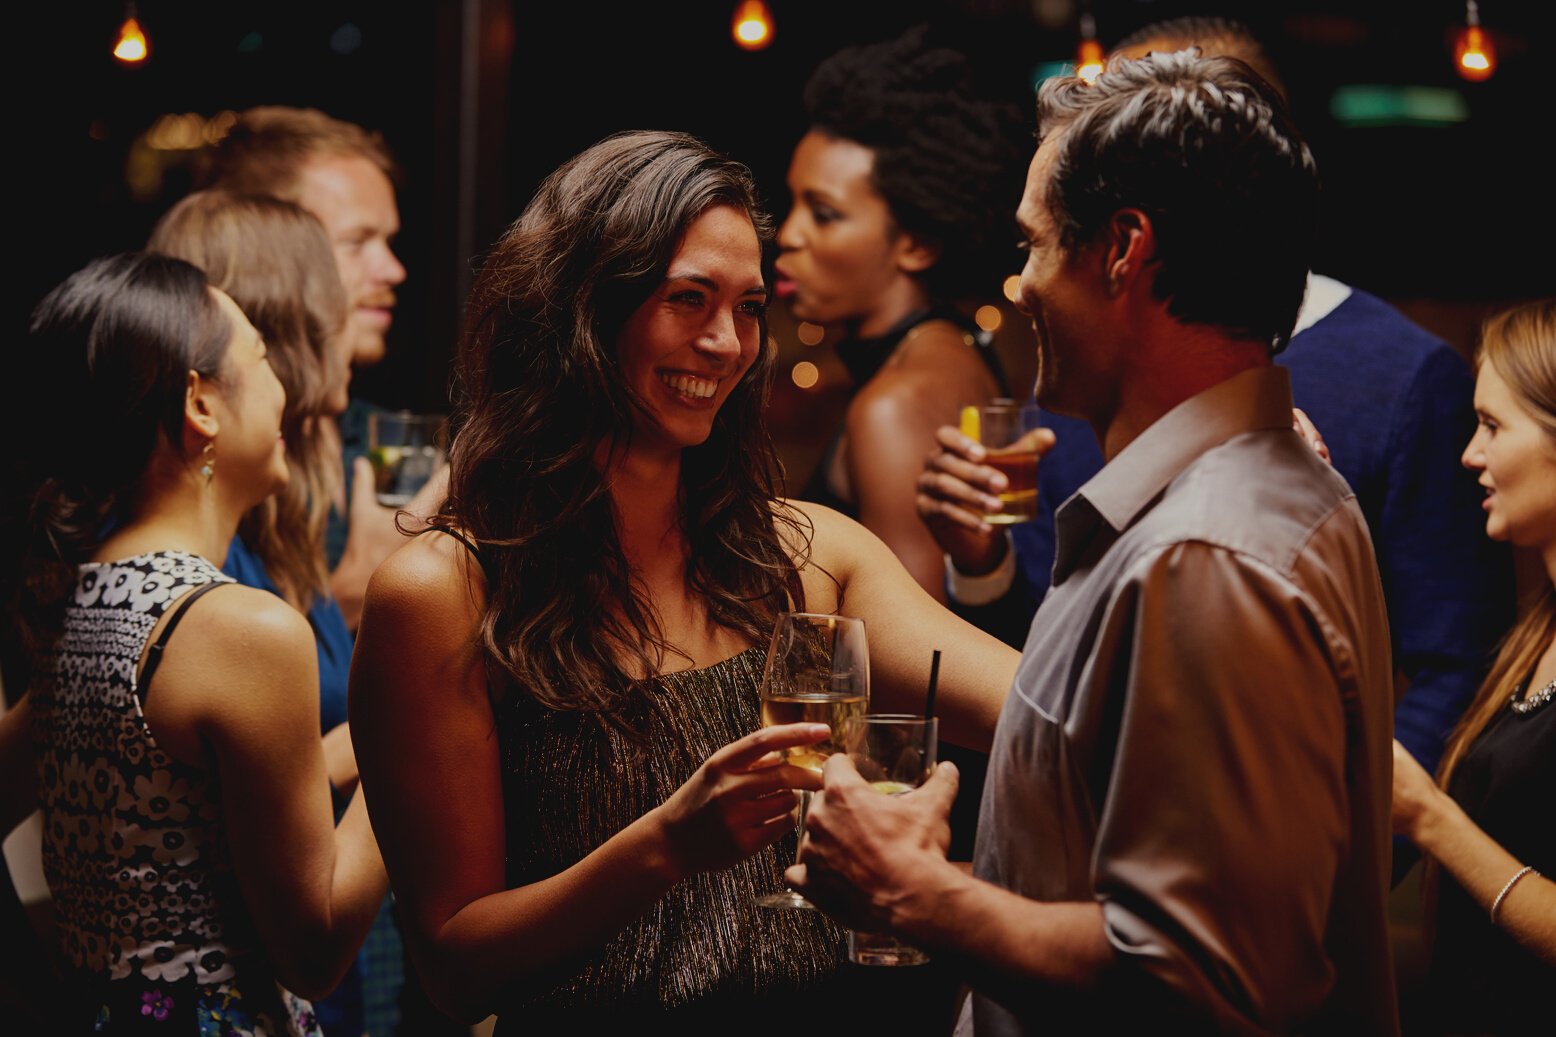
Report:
801,23,1030,301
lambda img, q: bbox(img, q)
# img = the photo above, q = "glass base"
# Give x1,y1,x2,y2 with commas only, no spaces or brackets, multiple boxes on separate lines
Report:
756,889,816,910
849,929,929,966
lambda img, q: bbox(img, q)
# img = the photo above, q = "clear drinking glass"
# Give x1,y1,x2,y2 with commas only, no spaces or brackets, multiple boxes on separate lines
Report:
843,713,938,965
367,410,447,507
756,612,870,910
959,398,1040,524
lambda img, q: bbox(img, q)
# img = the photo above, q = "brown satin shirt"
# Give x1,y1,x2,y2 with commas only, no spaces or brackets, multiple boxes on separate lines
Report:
969,366,1399,1035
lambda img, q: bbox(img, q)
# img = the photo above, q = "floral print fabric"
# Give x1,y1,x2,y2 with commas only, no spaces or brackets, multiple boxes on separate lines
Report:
32,552,322,1036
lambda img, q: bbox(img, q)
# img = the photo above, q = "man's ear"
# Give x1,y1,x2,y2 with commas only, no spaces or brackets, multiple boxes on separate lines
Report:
893,230,943,275
185,369,221,443
1102,208,1156,298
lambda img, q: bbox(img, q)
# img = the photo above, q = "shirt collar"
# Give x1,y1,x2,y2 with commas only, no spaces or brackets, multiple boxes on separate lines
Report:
1063,364,1296,546
1291,272,1352,337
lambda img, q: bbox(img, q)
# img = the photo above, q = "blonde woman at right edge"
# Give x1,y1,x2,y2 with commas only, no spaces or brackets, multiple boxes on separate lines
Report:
1390,297,1556,1036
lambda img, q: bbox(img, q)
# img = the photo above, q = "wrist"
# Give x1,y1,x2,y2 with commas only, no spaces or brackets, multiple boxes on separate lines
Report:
1406,783,1459,850
945,533,1016,606
639,805,691,887
891,853,972,945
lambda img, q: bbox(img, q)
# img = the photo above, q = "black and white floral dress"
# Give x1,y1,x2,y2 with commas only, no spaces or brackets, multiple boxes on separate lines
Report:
30,551,322,1036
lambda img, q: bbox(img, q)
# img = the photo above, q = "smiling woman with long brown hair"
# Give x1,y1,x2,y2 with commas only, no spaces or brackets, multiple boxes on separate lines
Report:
347,129,1016,1030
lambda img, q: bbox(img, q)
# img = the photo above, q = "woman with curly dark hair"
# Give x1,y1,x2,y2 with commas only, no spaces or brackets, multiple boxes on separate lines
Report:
777,23,1030,602
346,129,1015,1029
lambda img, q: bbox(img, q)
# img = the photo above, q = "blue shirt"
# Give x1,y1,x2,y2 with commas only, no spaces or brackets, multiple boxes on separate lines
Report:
222,536,353,735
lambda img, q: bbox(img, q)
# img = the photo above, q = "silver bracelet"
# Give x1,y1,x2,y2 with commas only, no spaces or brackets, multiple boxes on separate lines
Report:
1489,864,1538,925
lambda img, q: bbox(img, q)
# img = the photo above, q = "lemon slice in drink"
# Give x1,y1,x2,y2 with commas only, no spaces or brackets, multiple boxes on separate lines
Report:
959,405,980,442
871,780,916,796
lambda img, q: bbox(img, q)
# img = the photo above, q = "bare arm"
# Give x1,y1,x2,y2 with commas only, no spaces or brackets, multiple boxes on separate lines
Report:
348,534,831,1022
152,587,388,1001
844,385,957,602
789,500,1018,752
1392,738,1556,965
329,460,448,631
842,328,1004,603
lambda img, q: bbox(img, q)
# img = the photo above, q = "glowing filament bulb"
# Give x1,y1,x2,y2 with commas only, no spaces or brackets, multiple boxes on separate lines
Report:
732,1,773,51
1076,38,1105,84
114,16,148,63
1454,25,1496,81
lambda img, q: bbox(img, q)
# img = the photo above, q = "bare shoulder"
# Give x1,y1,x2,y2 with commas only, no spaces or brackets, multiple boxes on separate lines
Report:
772,498,887,568
849,328,992,437
185,583,313,654
366,528,487,621
885,319,995,388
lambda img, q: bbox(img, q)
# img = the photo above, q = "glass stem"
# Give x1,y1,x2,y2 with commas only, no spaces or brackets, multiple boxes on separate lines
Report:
791,789,812,867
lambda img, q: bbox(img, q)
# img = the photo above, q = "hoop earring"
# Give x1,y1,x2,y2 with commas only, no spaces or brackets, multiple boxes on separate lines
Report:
200,440,216,484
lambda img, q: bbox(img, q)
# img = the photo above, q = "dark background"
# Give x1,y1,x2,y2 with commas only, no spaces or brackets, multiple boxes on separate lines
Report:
18,0,1554,484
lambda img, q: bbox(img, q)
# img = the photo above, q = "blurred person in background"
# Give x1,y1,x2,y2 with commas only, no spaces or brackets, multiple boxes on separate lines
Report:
776,23,1030,865
205,105,410,633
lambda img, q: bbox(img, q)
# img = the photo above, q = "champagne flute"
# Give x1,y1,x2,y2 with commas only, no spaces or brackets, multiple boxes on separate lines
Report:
755,611,869,910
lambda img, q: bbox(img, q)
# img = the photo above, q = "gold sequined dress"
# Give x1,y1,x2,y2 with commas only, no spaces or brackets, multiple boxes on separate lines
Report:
492,644,848,1028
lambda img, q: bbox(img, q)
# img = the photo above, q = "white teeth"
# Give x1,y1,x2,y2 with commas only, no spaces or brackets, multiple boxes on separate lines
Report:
660,373,717,399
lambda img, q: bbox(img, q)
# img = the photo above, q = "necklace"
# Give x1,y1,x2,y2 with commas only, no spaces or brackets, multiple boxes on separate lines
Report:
1509,676,1556,715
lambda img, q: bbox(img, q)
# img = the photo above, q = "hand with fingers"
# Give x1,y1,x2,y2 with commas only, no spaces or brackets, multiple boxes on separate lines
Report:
786,754,960,935
657,722,830,879
1291,407,1331,464
915,424,1056,576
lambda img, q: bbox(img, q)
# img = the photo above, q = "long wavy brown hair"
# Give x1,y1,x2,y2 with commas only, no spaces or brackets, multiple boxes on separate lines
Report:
1438,297,1556,790
438,130,810,721
149,189,348,611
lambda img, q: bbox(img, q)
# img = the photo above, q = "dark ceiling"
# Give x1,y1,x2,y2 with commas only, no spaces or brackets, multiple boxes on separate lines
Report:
20,0,1554,410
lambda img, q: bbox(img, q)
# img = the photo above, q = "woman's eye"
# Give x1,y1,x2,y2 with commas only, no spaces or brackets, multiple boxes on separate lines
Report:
738,300,768,318
669,291,704,306
810,204,840,225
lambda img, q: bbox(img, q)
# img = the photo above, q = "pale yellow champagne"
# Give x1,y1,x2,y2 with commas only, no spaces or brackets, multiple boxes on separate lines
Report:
761,693,867,772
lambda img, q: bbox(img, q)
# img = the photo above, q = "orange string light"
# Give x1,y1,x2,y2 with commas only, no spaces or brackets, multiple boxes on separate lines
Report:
1454,1,1496,81
1076,11,1104,83
732,1,773,52
114,11,148,64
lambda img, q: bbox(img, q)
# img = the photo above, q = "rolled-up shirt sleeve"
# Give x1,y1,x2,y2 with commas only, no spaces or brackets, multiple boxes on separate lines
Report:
1090,539,1355,1033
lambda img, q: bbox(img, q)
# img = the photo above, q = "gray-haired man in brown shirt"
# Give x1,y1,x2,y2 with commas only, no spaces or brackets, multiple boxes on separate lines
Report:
791,51,1398,1035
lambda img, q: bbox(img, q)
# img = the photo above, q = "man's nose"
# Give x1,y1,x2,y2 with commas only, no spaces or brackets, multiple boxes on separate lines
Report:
373,242,407,286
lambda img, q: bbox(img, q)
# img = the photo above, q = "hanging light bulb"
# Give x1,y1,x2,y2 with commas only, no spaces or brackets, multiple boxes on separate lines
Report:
732,1,773,52
114,4,149,65
1454,1,1496,82
1076,11,1104,83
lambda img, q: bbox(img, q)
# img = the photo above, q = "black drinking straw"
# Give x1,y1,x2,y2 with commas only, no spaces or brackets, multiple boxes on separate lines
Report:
924,649,941,719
